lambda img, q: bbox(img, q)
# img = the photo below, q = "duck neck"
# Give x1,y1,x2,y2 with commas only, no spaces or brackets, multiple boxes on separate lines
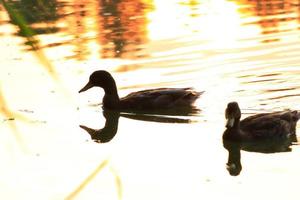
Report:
226,117,240,130
102,80,120,109
232,118,240,129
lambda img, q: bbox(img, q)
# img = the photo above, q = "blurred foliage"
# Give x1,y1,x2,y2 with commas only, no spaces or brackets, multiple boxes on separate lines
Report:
110,166,123,200
0,89,27,151
0,0,57,147
65,160,123,200
9,0,59,24
0,90,15,120
8,0,60,35
66,159,109,200
1,0,56,76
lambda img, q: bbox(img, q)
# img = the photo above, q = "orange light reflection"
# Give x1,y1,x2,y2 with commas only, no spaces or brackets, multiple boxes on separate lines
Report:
147,0,261,49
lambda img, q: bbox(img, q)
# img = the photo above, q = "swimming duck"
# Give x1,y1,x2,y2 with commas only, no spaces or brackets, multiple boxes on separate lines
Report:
79,70,203,112
223,102,300,142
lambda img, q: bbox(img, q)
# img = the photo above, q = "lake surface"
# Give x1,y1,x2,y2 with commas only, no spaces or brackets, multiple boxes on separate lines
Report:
1,0,300,199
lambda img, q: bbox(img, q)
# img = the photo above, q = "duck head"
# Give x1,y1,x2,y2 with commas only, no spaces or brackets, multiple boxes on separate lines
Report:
79,70,116,94
225,102,241,128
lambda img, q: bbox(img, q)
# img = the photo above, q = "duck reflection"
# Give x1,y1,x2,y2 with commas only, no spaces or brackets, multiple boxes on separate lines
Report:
222,101,299,176
80,110,120,143
223,138,295,176
80,108,199,143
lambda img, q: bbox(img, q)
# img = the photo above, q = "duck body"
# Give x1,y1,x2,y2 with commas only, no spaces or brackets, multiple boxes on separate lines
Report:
79,70,202,112
223,102,300,142
119,87,201,110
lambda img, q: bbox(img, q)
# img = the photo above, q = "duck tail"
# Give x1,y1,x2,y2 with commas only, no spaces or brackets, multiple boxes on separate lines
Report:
192,91,204,100
195,91,205,97
184,91,204,103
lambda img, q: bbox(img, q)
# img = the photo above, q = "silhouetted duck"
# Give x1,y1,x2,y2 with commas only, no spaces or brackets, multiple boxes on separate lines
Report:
79,70,203,112
223,102,300,142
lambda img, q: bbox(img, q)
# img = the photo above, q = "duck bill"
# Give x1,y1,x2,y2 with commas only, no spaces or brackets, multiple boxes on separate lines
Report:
226,118,235,128
226,163,241,176
79,81,93,93
79,125,95,136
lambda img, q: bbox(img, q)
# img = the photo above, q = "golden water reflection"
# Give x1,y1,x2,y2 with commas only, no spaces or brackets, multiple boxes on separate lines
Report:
1,0,299,61
1,0,300,200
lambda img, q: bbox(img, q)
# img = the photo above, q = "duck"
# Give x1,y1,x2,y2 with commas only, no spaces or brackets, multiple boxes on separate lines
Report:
79,70,203,112
223,101,300,142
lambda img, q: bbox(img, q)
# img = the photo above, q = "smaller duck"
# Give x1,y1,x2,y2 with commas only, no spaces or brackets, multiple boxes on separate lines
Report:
223,102,300,142
79,70,203,112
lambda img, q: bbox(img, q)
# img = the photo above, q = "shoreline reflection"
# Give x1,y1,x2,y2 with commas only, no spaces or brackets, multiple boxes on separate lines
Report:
2,0,299,61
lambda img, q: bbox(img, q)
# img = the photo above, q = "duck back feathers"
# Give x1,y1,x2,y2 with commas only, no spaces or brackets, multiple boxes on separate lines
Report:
120,87,202,110
240,110,300,137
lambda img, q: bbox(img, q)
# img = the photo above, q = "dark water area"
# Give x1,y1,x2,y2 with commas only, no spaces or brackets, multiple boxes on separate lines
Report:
1,0,300,199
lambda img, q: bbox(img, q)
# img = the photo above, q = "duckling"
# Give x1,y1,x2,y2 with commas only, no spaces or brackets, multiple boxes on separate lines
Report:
223,102,300,142
79,70,203,112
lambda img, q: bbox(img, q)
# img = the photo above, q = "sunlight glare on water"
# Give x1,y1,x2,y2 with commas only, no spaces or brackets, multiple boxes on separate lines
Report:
0,0,300,199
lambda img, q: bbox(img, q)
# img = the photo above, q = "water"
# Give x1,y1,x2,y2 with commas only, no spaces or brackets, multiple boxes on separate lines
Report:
1,0,300,199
